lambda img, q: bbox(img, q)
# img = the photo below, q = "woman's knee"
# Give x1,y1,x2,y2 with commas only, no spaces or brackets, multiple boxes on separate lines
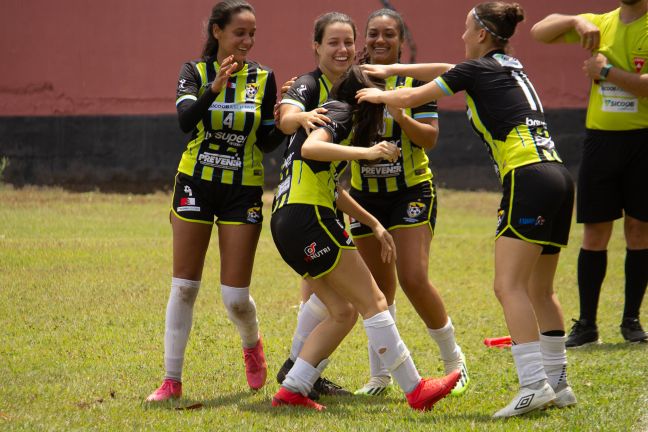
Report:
329,301,358,328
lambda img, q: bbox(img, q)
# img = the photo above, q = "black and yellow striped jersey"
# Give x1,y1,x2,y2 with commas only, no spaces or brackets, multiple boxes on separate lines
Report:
350,75,437,193
434,50,562,182
272,100,354,212
175,58,278,186
280,68,351,180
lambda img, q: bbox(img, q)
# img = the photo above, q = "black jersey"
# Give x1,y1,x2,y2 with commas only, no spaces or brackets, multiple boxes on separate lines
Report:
281,68,333,112
434,50,562,181
272,100,354,211
175,59,278,186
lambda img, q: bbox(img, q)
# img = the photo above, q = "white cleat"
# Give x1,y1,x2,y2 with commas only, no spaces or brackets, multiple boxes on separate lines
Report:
444,351,470,396
552,385,577,408
354,375,392,396
493,381,556,418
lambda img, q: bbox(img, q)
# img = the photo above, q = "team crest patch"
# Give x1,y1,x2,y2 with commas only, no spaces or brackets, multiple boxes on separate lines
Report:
406,201,426,219
247,206,261,223
245,83,259,101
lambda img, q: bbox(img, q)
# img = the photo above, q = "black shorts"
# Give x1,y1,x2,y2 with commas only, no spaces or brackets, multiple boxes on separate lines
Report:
271,204,355,279
496,162,574,254
577,129,648,223
171,172,263,225
348,181,437,238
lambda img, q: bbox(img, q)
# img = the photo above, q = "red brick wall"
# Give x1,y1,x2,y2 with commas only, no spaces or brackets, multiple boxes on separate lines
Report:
1,0,617,116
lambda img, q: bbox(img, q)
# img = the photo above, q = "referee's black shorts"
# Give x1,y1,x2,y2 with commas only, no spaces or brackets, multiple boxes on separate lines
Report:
496,162,574,254
271,204,355,279
577,128,648,224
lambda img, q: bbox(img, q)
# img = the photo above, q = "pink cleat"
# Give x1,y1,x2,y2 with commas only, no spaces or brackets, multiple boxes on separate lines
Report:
243,338,267,390
272,387,326,411
406,370,461,411
146,378,182,402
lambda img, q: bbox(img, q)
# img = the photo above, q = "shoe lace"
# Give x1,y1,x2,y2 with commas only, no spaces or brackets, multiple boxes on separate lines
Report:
623,319,643,331
569,318,587,334
244,349,262,369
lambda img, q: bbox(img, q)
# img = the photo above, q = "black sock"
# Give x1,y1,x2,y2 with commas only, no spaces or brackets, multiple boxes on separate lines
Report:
577,249,607,323
542,330,565,337
623,248,648,319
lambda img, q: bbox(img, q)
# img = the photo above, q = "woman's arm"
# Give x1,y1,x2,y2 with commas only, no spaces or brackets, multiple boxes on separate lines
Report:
278,104,330,135
362,63,454,82
335,188,395,263
302,128,401,162
388,109,439,150
584,53,648,98
357,80,447,109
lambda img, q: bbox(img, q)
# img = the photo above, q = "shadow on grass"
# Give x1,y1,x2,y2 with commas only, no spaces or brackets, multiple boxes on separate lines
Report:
142,390,254,411
569,340,647,352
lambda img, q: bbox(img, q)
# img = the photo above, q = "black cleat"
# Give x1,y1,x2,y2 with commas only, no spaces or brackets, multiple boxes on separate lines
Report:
313,377,352,397
276,357,350,399
620,317,648,343
566,319,601,348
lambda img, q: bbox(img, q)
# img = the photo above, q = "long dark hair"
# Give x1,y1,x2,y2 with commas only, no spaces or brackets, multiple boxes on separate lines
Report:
329,65,385,148
313,12,356,45
202,0,255,59
359,8,405,65
473,2,524,48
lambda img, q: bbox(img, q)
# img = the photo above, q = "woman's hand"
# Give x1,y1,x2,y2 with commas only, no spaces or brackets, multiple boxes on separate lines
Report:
574,17,600,51
372,223,396,263
210,55,238,94
361,63,395,79
281,77,297,96
364,141,400,162
356,87,385,104
386,105,405,122
298,107,330,135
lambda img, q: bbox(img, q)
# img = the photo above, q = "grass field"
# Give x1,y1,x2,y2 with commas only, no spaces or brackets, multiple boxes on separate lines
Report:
1,185,646,431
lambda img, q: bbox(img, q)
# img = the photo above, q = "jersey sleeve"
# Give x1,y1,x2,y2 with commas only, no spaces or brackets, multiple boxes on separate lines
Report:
281,74,318,112
411,79,438,120
319,101,354,144
256,70,286,153
563,13,601,43
433,60,480,96
175,62,218,133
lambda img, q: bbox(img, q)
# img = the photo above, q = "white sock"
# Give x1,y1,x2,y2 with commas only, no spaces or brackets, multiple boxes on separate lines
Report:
511,341,547,387
221,284,259,348
368,303,395,378
282,357,327,396
427,317,461,363
289,294,328,361
363,310,421,394
539,334,568,390
164,277,201,381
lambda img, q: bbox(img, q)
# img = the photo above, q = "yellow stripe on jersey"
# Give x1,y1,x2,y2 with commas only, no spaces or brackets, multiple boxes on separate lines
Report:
467,93,562,182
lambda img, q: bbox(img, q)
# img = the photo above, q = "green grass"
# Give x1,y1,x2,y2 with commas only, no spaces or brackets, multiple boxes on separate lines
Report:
0,185,646,431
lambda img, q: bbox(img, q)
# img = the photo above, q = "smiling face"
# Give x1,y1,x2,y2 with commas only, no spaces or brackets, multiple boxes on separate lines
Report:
314,22,356,82
213,9,256,66
461,11,485,59
365,15,402,65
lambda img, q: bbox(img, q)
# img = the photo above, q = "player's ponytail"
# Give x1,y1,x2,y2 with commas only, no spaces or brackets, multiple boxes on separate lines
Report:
473,2,525,47
202,0,255,60
330,65,385,148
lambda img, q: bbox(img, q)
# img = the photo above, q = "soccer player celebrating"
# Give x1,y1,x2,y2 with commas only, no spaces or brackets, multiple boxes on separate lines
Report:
146,0,285,402
531,0,648,347
273,12,357,399
358,1,576,418
351,8,469,398
270,65,461,411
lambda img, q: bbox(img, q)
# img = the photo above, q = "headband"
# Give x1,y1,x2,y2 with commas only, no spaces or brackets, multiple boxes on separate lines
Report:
471,8,509,42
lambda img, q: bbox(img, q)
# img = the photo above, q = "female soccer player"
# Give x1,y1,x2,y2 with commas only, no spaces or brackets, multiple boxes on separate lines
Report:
270,65,461,411
273,12,357,399
351,8,469,397
146,0,285,402
358,1,576,418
